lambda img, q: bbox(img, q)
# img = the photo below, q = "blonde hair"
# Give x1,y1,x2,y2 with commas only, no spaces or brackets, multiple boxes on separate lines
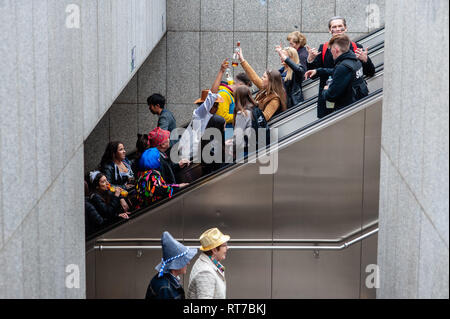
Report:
283,47,300,82
287,31,307,48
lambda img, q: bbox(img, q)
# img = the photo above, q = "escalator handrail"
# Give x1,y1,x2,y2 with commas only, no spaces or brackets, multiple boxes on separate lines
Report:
95,220,378,244
277,89,383,149
269,63,384,125
123,41,384,157
298,40,385,88
86,39,385,241
251,39,384,101
95,227,379,251
87,88,384,242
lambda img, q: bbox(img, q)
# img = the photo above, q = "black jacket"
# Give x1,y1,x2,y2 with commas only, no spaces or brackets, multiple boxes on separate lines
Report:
279,57,305,109
89,192,123,220
297,46,308,71
307,41,375,118
159,151,179,184
85,199,104,236
145,273,185,299
320,51,368,110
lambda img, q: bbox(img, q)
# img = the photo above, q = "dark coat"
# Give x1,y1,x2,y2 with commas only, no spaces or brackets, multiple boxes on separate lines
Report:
307,41,375,118
89,192,123,220
101,158,134,189
145,273,185,299
320,51,368,110
85,199,104,235
297,46,308,71
279,57,305,108
201,114,226,175
159,151,178,185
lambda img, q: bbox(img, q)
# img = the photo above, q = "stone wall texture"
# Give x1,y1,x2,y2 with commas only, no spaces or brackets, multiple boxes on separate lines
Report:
0,0,166,298
84,0,386,172
377,0,449,299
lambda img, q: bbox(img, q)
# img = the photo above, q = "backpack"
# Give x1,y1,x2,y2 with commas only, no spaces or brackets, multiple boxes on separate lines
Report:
340,60,369,103
250,106,270,148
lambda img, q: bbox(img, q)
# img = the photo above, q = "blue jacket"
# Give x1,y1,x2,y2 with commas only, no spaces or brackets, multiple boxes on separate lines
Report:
145,273,185,299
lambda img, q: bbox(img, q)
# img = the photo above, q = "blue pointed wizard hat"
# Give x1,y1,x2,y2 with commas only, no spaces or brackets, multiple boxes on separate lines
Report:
155,231,197,277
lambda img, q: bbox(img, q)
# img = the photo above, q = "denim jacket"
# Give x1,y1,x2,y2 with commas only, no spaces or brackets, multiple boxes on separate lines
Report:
101,158,134,189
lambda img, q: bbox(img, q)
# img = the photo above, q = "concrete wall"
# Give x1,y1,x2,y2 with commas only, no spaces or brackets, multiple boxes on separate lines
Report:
378,0,449,298
84,0,385,172
0,0,166,298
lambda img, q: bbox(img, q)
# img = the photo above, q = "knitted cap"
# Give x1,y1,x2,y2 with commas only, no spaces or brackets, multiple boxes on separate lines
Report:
155,231,197,277
148,127,170,148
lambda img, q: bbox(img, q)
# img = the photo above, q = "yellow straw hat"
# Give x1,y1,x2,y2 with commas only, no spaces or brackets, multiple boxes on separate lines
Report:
199,228,230,251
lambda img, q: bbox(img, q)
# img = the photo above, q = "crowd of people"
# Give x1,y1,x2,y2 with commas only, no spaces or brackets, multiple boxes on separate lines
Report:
85,16,375,239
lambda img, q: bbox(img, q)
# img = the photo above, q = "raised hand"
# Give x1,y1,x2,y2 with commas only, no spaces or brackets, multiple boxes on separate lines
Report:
114,187,122,197
275,44,283,54
355,47,369,63
220,58,229,72
275,44,287,61
236,47,245,62
305,45,321,63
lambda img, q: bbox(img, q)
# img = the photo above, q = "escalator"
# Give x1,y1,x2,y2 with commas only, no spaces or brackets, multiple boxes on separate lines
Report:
86,28,385,299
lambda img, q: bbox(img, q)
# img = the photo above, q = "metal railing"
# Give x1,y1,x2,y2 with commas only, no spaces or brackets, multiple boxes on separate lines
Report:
94,226,378,252
96,220,378,244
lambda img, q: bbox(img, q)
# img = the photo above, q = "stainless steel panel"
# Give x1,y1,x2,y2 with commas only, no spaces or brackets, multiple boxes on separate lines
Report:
98,197,183,239
360,234,378,299
183,163,273,240
363,101,383,227
183,245,272,299
86,248,96,299
94,244,163,299
272,242,362,298
93,198,184,299
224,245,272,298
135,248,165,299
89,89,383,299
182,163,273,298
95,249,137,298
273,110,366,240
